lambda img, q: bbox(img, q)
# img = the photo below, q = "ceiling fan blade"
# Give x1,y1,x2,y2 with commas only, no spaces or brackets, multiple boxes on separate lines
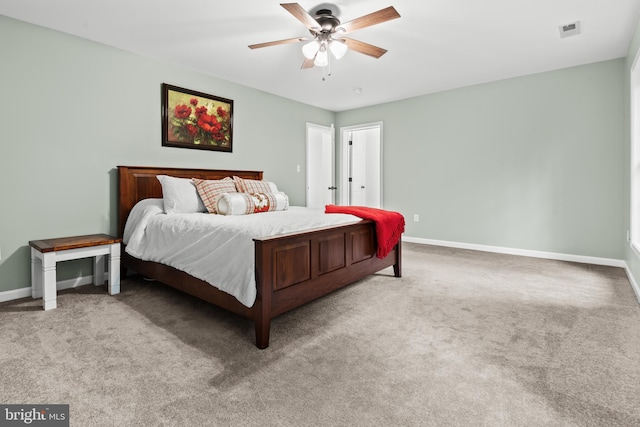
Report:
337,6,400,34
301,57,315,69
341,38,388,58
248,37,307,49
281,3,321,32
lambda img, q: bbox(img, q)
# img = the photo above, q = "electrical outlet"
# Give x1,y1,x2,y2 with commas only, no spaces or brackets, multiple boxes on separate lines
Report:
296,164,301,173
627,230,631,242
413,214,419,223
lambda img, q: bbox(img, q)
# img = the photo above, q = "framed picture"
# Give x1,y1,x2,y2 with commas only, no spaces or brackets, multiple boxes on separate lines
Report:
161,83,233,152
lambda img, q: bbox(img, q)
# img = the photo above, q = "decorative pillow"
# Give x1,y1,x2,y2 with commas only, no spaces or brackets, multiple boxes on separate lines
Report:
192,177,237,214
157,175,206,214
217,192,289,215
233,176,279,194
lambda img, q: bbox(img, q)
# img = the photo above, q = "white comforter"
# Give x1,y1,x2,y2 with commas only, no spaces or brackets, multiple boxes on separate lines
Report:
123,199,360,307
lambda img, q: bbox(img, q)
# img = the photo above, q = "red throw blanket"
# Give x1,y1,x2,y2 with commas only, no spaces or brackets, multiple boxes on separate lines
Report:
325,204,405,259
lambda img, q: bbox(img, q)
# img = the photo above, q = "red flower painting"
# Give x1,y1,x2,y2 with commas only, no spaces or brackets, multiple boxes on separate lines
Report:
165,86,232,149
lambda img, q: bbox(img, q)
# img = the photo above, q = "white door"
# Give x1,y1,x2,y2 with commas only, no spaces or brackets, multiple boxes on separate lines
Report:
350,132,368,205
341,123,382,208
306,123,335,208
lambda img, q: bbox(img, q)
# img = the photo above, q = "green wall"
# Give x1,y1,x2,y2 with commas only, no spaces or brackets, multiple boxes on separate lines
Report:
337,59,625,259
624,16,640,287
0,13,632,295
0,16,334,292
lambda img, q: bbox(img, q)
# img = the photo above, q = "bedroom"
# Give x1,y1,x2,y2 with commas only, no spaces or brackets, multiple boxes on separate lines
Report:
1,1,640,425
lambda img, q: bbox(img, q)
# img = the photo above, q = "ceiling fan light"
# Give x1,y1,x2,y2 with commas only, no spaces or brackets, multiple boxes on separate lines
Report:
314,48,329,67
302,40,320,60
329,40,348,59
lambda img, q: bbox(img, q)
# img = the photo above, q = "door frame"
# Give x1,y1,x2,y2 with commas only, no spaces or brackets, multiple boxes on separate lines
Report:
339,121,383,207
306,122,335,207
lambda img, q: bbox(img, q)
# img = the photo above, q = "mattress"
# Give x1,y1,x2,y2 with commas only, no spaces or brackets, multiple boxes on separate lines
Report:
123,199,360,307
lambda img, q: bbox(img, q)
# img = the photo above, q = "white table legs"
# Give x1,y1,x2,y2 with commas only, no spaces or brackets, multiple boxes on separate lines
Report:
106,243,121,295
31,242,121,310
31,248,57,310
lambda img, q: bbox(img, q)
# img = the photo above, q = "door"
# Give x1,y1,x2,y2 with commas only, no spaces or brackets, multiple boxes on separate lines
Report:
350,132,368,205
340,123,382,208
306,123,335,208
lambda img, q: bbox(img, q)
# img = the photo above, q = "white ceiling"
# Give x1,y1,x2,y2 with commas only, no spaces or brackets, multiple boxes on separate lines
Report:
2,1,639,111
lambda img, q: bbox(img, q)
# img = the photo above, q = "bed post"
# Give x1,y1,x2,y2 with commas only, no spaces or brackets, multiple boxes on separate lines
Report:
393,242,402,278
254,303,271,349
254,241,272,349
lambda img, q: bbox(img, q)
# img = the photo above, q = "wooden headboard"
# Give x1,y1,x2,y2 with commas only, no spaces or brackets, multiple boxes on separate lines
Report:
117,166,263,238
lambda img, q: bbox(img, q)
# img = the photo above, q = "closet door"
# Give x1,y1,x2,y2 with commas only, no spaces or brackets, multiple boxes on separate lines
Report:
341,123,382,208
306,123,335,208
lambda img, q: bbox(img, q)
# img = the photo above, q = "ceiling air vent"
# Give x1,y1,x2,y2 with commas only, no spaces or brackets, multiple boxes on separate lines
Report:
559,21,581,38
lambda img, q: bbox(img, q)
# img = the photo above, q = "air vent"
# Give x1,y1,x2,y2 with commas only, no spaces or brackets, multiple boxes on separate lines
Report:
559,21,581,38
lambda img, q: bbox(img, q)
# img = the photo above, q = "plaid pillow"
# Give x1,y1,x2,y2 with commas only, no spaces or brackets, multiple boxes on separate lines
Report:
193,177,237,214
233,176,278,194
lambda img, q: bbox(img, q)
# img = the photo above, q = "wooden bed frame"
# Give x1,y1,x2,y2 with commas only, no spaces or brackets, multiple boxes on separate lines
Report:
117,165,401,349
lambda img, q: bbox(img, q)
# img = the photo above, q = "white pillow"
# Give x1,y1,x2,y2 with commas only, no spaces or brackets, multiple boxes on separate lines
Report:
157,175,205,214
217,192,289,215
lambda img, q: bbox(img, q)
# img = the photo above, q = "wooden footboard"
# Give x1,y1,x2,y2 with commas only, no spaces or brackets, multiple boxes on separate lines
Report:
253,221,401,348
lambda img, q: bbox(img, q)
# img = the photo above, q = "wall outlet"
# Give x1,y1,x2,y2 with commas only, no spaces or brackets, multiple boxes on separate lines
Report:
627,230,631,242
413,214,419,223
296,164,301,173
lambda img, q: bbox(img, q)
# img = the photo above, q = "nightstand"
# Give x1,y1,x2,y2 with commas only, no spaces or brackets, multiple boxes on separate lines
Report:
29,234,122,310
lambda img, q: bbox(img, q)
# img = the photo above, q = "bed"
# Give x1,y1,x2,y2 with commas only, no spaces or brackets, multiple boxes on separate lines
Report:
117,165,402,348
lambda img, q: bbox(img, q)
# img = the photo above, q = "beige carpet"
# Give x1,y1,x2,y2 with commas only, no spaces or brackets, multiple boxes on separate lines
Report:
1,243,639,426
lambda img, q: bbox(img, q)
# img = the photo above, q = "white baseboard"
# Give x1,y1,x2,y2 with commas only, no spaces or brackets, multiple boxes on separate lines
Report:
3,243,639,304
624,264,640,303
0,287,32,303
0,275,94,304
402,236,626,268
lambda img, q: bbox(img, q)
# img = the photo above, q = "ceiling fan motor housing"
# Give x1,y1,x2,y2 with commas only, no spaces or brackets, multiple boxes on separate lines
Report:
314,9,340,33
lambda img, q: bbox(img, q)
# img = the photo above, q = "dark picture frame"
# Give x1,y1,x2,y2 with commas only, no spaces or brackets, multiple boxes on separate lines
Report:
161,83,233,152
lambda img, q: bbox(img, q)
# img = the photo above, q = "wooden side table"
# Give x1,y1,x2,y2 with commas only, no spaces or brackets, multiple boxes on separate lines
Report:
29,234,122,310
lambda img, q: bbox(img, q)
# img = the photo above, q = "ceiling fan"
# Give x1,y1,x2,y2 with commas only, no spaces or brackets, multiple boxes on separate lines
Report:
249,3,400,70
